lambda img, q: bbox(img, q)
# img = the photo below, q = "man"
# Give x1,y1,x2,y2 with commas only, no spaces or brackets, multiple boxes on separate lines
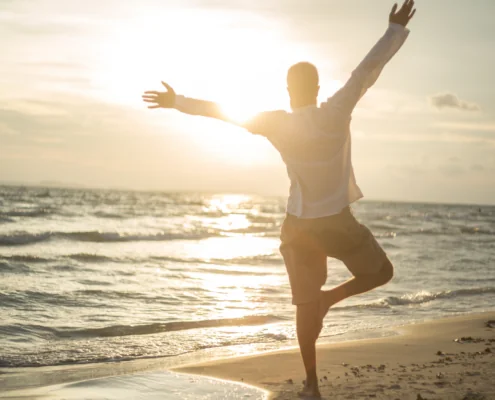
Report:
142,1,416,397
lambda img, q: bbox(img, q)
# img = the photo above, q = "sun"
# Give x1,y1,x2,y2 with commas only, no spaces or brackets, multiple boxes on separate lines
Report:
89,6,317,109
88,5,323,165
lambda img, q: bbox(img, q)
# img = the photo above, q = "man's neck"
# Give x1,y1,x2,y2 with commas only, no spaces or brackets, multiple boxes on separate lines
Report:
291,99,317,111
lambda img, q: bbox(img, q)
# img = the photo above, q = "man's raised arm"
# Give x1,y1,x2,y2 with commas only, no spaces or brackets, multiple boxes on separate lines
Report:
142,82,288,138
322,0,416,117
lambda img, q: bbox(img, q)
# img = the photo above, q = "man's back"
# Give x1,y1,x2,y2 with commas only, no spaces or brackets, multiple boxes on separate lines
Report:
267,105,360,218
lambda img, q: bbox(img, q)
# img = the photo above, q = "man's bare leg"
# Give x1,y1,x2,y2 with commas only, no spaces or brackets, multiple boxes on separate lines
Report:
296,301,322,398
319,259,394,322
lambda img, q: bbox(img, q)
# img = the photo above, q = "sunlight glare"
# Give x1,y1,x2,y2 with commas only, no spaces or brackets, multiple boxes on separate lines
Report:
90,6,325,165
91,9,295,109
207,195,251,213
182,236,278,262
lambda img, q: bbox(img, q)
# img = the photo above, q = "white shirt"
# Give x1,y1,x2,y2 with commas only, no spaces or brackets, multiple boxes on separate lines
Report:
174,23,410,219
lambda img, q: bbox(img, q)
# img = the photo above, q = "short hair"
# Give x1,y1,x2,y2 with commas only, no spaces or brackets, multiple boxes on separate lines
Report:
287,62,319,88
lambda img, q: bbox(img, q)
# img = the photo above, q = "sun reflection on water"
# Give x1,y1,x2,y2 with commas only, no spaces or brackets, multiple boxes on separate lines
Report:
205,194,252,213
182,236,279,262
145,193,286,323
179,194,284,321
197,194,259,233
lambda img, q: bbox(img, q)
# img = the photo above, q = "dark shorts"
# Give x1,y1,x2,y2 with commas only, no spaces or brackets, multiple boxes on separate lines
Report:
279,206,389,305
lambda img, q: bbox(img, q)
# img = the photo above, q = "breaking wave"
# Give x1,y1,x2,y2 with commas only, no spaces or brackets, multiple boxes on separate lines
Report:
334,287,495,311
0,230,215,246
0,315,281,341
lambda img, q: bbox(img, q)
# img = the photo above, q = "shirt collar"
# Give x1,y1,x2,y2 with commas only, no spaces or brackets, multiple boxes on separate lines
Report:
292,104,317,114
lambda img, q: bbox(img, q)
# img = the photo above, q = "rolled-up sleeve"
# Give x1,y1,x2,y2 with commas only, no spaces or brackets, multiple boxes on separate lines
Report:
322,23,410,117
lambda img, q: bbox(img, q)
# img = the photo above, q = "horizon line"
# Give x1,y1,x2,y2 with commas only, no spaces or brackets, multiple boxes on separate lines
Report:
0,180,493,208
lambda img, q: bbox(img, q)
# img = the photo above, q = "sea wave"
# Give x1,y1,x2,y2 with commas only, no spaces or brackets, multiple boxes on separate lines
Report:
4,282,491,312
0,261,31,274
0,252,282,270
0,230,215,246
0,288,211,308
371,227,495,238
0,290,104,309
0,315,281,342
0,232,52,246
92,211,127,219
402,227,494,236
0,255,52,263
383,287,495,305
194,267,276,277
6,223,490,247
0,209,53,218
67,253,113,263
151,254,283,266
333,287,495,311
62,315,280,338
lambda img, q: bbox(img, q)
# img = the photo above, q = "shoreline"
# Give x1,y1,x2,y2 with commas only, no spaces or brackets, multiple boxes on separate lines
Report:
0,312,401,391
1,312,494,399
175,311,495,399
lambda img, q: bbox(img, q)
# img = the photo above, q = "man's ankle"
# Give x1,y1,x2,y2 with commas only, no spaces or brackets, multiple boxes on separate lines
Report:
305,372,318,387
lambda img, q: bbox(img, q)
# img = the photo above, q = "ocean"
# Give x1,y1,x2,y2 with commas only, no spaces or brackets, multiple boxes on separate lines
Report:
1,185,494,371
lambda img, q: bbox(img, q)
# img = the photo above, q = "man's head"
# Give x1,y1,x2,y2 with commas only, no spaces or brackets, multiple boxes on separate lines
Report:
287,62,320,110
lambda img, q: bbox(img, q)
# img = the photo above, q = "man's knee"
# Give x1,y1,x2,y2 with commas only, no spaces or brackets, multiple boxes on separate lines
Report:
378,259,394,284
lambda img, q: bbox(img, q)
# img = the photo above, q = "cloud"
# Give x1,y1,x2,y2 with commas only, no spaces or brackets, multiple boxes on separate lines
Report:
0,13,81,36
0,96,147,146
438,156,465,177
429,121,495,146
429,93,480,111
434,122,495,132
471,164,485,171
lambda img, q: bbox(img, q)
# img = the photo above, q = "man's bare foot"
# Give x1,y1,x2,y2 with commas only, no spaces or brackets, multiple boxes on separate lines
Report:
298,384,321,398
316,290,340,338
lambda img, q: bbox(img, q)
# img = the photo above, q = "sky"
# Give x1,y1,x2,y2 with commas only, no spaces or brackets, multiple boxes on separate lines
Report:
1,0,494,205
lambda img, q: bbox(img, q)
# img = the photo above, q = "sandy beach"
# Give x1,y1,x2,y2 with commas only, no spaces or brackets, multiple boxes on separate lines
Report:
1,312,494,399
177,312,495,400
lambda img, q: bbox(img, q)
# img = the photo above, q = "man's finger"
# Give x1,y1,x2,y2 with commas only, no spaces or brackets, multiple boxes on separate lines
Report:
390,3,398,16
408,8,416,20
142,95,158,99
144,91,159,95
161,81,175,93
148,105,160,109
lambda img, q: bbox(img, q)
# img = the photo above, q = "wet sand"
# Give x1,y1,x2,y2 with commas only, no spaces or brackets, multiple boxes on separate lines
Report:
176,312,495,400
1,313,493,400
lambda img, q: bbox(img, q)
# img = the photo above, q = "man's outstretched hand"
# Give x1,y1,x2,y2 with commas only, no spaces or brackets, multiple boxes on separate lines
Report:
389,0,416,27
142,82,176,109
